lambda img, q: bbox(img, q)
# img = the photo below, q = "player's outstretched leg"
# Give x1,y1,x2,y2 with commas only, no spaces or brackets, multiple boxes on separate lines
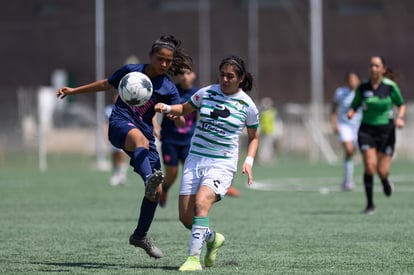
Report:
204,232,225,267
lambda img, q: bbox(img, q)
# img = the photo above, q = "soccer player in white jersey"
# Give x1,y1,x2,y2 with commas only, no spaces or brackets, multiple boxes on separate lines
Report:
330,72,361,190
155,55,259,271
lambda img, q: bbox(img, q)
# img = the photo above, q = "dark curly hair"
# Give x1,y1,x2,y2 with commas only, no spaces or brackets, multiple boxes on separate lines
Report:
151,35,193,76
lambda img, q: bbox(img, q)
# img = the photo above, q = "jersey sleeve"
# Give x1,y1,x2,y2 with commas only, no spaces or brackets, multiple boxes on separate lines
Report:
188,88,206,110
390,82,405,107
350,86,362,110
107,64,143,88
246,103,260,128
332,87,341,103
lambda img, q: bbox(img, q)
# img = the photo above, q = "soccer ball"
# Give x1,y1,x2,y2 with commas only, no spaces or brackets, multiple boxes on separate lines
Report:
118,72,153,106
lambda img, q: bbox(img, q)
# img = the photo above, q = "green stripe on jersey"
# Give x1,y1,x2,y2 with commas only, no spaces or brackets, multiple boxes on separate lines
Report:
194,134,232,146
195,125,235,140
189,150,232,159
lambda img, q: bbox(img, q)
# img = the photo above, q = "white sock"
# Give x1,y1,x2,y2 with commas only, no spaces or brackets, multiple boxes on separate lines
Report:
188,224,208,257
205,228,215,243
344,158,354,184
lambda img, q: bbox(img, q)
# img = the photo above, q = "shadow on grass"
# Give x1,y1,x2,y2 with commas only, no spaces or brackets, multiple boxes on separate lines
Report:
298,210,358,215
34,261,178,272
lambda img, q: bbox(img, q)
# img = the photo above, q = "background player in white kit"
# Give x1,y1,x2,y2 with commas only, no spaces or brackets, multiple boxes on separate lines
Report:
330,72,361,190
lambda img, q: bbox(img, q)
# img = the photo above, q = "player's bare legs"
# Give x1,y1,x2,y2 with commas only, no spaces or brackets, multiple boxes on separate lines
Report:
377,152,393,197
159,164,178,207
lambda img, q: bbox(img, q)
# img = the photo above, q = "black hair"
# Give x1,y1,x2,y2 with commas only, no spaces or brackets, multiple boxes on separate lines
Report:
219,55,253,92
344,71,359,82
150,35,193,76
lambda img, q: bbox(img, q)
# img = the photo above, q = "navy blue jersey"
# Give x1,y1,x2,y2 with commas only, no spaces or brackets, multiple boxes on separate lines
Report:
107,64,180,141
160,85,198,146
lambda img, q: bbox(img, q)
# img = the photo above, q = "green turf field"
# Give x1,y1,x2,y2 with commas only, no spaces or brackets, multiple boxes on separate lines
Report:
1,154,413,274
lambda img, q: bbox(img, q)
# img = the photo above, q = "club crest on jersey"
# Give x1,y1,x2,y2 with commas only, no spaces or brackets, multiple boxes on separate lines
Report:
234,101,246,111
363,90,374,97
210,105,230,119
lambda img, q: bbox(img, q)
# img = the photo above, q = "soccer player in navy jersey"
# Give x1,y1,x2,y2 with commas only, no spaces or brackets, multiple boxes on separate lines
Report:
56,35,192,258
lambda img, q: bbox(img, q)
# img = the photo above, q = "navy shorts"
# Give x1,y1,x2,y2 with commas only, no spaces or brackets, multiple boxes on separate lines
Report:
161,142,190,166
358,122,396,156
108,117,161,171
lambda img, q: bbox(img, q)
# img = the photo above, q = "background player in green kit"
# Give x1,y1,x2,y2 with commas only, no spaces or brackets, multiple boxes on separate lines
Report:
347,56,406,215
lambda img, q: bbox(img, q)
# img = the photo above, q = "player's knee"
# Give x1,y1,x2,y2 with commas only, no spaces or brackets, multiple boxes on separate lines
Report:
377,169,389,179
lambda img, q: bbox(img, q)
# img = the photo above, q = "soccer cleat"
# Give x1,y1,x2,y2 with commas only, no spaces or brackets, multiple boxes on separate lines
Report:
178,256,202,272
341,182,355,191
145,170,164,200
204,232,225,267
226,186,240,197
159,191,167,207
362,205,376,215
129,234,163,258
383,181,394,197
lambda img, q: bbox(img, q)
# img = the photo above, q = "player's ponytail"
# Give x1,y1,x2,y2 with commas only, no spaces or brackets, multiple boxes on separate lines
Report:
219,55,254,92
376,56,398,82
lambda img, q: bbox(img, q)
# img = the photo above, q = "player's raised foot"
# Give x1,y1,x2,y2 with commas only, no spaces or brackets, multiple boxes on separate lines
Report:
226,186,240,197
159,191,167,207
178,256,202,272
129,234,163,258
362,205,376,215
145,170,164,200
383,181,394,197
205,232,225,267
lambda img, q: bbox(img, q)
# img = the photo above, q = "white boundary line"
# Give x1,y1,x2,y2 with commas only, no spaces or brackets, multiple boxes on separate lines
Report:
249,175,414,193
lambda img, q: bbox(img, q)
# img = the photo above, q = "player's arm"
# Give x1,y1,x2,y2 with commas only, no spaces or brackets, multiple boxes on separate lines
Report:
168,115,186,128
242,127,259,186
152,114,161,139
395,103,406,129
390,82,406,128
330,102,339,134
347,88,361,120
57,79,112,99
154,101,196,116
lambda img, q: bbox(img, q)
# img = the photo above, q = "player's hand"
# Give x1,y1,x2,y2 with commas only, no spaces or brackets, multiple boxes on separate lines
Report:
242,162,253,186
395,117,405,129
56,87,74,99
166,114,179,120
154,103,171,113
347,109,355,120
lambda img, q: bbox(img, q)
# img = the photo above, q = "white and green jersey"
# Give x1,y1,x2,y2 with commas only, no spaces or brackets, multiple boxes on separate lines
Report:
187,84,259,165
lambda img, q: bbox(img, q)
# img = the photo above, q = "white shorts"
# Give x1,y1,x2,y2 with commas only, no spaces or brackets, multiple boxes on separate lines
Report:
179,155,235,198
338,123,359,143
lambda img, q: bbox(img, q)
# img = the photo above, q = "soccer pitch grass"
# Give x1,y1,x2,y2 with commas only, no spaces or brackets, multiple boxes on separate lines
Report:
1,154,413,274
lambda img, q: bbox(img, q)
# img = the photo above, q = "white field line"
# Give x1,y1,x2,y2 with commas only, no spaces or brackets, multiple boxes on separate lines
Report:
249,175,414,192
